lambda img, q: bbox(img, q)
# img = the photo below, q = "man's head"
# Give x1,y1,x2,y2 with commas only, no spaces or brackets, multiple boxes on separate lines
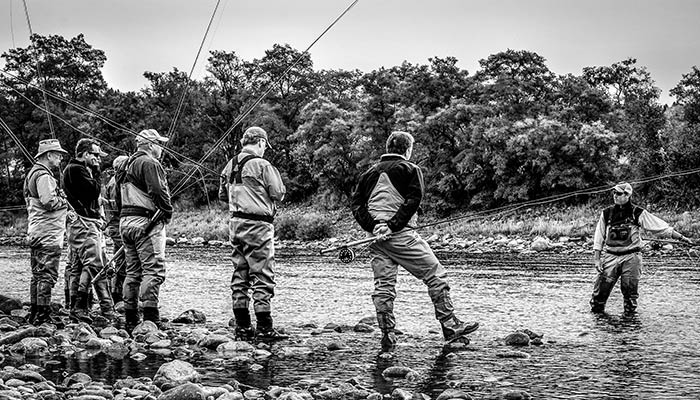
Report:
136,129,169,159
386,131,414,159
35,139,68,168
612,182,633,205
75,138,106,168
240,126,271,156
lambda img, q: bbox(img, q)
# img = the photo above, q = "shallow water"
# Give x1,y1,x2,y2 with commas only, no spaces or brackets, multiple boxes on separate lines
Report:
1,245,699,399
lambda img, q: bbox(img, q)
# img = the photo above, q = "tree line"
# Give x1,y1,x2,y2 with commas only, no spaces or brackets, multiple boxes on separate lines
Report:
2,34,699,213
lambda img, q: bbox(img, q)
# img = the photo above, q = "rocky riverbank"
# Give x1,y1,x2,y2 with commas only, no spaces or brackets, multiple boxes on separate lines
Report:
0,300,542,400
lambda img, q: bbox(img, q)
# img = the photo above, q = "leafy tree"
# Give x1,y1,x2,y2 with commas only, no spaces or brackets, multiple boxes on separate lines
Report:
670,66,700,124
475,49,557,120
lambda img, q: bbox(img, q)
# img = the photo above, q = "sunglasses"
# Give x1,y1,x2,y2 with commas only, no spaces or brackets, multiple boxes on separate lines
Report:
89,152,102,158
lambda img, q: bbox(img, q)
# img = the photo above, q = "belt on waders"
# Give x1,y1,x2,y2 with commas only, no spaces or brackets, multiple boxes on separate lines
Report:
230,211,273,224
605,247,641,256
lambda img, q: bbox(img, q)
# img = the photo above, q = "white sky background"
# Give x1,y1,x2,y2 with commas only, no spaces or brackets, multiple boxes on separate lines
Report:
2,0,700,105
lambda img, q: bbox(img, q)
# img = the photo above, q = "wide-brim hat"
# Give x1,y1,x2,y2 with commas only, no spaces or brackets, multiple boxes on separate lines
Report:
35,139,68,159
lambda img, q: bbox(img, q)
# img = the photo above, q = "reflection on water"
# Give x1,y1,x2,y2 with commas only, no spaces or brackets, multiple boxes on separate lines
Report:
1,246,699,398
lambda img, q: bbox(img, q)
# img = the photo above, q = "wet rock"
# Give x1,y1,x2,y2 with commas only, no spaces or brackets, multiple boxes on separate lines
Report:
159,382,206,400
103,342,130,359
0,295,23,314
12,369,45,383
243,389,266,399
0,317,19,328
391,388,412,400
11,337,49,356
530,236,551,252
202,386,229,399
503,390,532,400
78,388,114,399
326,341,348,351
216,341,255,358
436,389,472,400
98,326,121,339
199,333,231,349
0,389,23,399
496,350,530,359
130,352,147,361
72,324,98,343
521,329,543,339
0,327,39,345
353,323,374,333
504,332,530,346
323,323,339,331
150,339,172,349
218,392,245,400
315,388,342,400
63,372,92,387
132,321,159,336
84,337,111,349
153,360,201,388
276,346,313,358
36,390,66,400
172,310,207,324
382,366,416,379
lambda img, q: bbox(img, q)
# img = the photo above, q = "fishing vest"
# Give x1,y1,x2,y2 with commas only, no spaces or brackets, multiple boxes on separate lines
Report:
23,163,67,247
226,154,276,223
118,152,157,217
603,203,644,254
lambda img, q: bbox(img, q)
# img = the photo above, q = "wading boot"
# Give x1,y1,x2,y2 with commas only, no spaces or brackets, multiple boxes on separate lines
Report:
28,304,38,325
124,309,140,335
233,308,255,341
34,305,62,326
377,312,397,352
380,330,397,352
69,292,93,324
255,312,289,341
441,316,479,343
143,307,166,330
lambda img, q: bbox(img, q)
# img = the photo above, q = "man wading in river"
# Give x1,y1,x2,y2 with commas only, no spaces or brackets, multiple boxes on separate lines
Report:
590,182,694,314
24,139,69,325
118,129,173,332
63,139,114,324
219,126,287,341
351,131,479,351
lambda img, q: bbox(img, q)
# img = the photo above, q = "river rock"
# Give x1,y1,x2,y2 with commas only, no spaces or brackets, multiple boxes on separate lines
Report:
530,236,551,252
496,350,530,359
504,332,530,346
436,389,472,400
382,366,416,378
390,388,412,400
202,386,229,399
12,369,45,383
503,390,532,400
99,326,121,339
218,392,245,400
158,382,205,400
0,295,22,314
35,390,66,400
153,360,201,388
132,321,159,336
72,323,98,343
0,389,23,399
172,310,207,324
217,341,255,358
243,389,266,399
353,323,374,333
12,337,49,356
199,333,231,349
358,316,377,326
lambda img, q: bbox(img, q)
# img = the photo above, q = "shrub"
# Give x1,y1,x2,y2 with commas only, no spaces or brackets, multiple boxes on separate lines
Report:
295,212,335,241
274,212,336,241
275,214,299,240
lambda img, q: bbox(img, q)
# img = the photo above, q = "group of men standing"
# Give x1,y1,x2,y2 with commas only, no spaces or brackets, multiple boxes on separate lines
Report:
24,130,172,333
24,126,695,349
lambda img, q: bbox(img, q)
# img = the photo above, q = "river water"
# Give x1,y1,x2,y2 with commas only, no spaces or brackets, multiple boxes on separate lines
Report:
1,245,699,399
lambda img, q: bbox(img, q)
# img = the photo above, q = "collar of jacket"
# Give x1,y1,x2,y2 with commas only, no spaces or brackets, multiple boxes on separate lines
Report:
380,153,407,161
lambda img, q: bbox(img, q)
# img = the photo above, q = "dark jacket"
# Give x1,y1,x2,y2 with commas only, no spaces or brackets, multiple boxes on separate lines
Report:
62,158,102,219
351,154,423,233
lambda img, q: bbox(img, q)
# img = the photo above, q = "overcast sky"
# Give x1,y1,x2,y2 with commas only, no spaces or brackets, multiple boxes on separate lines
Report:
2,0,700,104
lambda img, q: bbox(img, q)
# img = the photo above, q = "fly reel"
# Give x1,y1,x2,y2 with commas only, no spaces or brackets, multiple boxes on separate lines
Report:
338,247,356,263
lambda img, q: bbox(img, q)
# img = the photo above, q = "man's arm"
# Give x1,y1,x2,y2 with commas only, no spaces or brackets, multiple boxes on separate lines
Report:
592,211,606,272
142,161,174,220
263,163,286,203
36,174,67,211
218,160,232,203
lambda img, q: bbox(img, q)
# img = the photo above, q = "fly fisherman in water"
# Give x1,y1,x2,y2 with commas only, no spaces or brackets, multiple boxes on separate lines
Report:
218,126,287,341
351,131,479,352
118,129,173,333
24,139,69,325
590,182,694,314
63,138,114,324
